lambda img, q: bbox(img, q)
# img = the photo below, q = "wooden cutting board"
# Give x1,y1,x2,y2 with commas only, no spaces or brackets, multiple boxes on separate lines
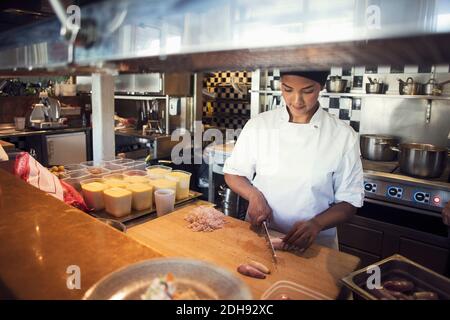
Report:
128,201,361,299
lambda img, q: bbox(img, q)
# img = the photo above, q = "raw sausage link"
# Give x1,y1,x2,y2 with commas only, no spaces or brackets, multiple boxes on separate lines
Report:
249,260,270,274
369,288,397,300
413,291,439,300
237,264,266,279
383,280,415,292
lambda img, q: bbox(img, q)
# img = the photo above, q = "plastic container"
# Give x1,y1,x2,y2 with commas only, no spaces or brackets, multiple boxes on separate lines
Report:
14,117,26,130
103,187,132,217
84,166,110,177
146,165,172,179
130,160,147,170
64,163,86,173
62,170,91,191
80,178,107,211
127,183,153,211
102,163,125,174
261,280,332,300
80,160,104,168
154,189,175,217
102,174,129,189
110,159,135,167
123,170,149,184
165,170,192,200
149,178,177,204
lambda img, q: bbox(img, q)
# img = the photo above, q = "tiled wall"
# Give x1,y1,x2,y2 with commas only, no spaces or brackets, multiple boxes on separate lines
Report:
202,71,251,130
202,65,450,135
319,64,450,133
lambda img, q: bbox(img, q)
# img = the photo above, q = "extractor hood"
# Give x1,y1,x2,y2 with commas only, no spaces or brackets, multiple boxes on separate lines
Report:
0,0,450,75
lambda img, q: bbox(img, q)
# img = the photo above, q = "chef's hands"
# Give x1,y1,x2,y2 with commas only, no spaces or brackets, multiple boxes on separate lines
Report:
247,188,272,227
283,218,323,251
443,202,450,226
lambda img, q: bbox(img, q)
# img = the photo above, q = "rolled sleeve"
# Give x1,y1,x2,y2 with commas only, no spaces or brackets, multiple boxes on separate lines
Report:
223,120,256,181
333,138,365,207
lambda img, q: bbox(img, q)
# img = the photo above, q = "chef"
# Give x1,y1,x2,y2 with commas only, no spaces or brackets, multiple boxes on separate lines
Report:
223,70,364,250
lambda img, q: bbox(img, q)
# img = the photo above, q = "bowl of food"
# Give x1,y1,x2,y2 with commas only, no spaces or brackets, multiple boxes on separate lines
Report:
83,258,252,300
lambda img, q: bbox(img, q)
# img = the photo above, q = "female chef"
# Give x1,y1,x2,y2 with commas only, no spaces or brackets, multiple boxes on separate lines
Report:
223,70,364,250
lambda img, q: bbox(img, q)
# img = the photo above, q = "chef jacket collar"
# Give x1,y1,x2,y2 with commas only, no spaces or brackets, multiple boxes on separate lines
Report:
280,104,324,128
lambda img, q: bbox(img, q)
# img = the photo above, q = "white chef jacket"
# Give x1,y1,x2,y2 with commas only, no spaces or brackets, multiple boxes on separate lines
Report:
223,105,364,249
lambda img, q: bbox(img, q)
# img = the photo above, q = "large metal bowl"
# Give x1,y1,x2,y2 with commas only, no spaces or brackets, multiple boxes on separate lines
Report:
83,258,252,300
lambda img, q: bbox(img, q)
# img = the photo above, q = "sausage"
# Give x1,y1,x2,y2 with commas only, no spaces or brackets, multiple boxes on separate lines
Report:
270,237,301,252
249,260,270,274
413,291,439,300
388,290,414,300
270,237,284,250
383,280,415,292
369,288,397,300
237,264,266,279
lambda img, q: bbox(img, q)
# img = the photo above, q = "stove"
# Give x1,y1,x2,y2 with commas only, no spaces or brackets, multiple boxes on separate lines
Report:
362,159,450,217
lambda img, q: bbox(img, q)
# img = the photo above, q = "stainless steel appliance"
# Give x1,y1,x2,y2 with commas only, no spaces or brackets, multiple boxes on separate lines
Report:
46,132,87,166
362,159,449,217
337,159,450,275
29,95,67,130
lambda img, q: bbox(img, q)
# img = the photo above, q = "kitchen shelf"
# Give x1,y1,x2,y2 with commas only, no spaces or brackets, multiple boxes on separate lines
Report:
203,113,250,119
250,90,282,95
213,98,250,103
114,95,167,100
319,92,450,100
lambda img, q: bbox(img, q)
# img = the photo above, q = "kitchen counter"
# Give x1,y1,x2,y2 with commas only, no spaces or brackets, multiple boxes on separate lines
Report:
0,168,360,300
0,140,14,151
0,127,91,139
115,128,170,141
128,201,361,299
0,169,161,299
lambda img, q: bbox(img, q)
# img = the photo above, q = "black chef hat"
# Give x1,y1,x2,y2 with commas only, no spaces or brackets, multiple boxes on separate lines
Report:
280,70,329,85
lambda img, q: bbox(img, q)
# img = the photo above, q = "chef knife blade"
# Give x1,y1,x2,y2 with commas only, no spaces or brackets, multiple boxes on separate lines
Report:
262,221,277,264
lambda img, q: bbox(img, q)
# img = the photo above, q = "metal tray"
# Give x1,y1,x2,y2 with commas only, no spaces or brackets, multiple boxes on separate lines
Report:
83,258,252,300
341,254,450,300
90,190,203,223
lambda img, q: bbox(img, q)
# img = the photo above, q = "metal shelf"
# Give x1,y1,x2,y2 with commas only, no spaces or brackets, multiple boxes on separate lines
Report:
114,95,167,101
319,92,450,100
250,90,282,95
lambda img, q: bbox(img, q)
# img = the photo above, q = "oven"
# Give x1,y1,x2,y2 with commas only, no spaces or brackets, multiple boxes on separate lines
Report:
338,159,450,276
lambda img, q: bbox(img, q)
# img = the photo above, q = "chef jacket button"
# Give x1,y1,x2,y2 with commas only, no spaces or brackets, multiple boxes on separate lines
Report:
314,125,318,129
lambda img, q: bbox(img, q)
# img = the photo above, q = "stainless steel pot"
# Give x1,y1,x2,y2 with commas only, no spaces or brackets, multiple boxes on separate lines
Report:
218,185,247,219
398,77,423,95
423,78,450,96
360,134,399,161
365,77,386,94
326,76,348,93
390,143,448,178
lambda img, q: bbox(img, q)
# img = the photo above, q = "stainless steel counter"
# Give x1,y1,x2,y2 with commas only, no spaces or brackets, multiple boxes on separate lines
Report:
0,127,92,139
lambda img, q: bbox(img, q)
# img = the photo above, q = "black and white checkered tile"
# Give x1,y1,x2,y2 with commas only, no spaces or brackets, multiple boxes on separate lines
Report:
265,69,281,90
320,96,361,132
203,71,251,129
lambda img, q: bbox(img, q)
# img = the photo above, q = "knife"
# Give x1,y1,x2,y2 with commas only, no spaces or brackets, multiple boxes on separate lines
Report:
262,221,277,264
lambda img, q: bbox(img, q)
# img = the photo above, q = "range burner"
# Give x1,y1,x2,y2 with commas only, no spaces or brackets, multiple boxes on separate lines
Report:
362,159,450,216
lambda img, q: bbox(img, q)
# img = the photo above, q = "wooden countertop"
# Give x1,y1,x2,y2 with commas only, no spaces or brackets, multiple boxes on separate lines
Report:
0,166,360,300
128,201,361,299
0,169,161,299
0,140,14,151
